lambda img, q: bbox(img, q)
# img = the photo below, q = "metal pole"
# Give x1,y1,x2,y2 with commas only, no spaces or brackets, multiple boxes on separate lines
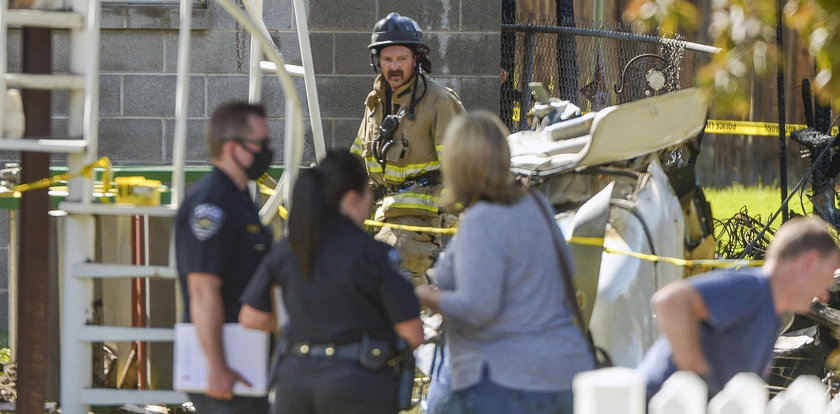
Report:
18,26,51,414
501,24,721,55
518,33,536,131
170,0,193,208
776,0,788,222
131,215,147,389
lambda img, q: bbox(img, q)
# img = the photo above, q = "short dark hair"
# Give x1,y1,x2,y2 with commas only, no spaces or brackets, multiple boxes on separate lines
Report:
767,216,839,261
206,102,266,159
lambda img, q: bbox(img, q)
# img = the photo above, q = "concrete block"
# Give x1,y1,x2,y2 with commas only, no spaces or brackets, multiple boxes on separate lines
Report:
262,0,293,31
50,117,67,139
0,292,7,332
315,76,373,118
50,75,120,117
100,30,165,72
163,30,246,74
426,33,500,76
206,75,251,118
0,210,8,248
100,7,127,29
126,7,209,29
123,75,205,118
308,32,333,74
266,117,316,164
99,74,123,117
204,75,306,119
163,119,209,163
331,118,360,149
428,76,460,92
52,31,69,73
308,0,375,31
376,0,457,31
333,32,372,75
458,76,500,113
273,31,302,67
462,0,502,31
0,253,7,292
262,76,309,118
207,0,236,29
98,118,165,165
6,29,20,72
272,31,332,74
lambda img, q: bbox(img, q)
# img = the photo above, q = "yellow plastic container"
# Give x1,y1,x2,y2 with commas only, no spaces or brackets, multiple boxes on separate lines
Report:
114,176,161,206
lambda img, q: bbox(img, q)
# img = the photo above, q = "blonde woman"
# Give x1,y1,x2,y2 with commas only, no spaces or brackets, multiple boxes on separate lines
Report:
415,111,593,414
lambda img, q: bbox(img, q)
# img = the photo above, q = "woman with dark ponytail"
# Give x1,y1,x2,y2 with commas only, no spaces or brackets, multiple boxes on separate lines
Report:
240,150,424,414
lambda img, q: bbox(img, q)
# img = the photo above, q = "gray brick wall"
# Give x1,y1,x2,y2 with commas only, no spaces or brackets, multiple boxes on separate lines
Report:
0,0,500,333
2,0,500,166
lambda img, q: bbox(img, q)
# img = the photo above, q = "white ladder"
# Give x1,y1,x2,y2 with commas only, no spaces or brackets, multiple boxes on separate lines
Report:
0,0,188,412
0,0,313,410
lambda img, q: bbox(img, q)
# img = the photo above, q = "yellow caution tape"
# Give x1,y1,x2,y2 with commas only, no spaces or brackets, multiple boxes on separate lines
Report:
254,178,760,268
705,120,839,137
256,177,289,220
9,156,113,202
363,219,458,235
569,236,763,268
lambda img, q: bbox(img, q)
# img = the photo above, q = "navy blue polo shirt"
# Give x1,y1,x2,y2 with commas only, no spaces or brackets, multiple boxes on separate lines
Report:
175,168,273,323
240,215,420,345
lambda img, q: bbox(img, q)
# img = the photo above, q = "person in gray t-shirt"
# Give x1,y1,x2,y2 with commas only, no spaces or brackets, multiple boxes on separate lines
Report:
416,111,593,414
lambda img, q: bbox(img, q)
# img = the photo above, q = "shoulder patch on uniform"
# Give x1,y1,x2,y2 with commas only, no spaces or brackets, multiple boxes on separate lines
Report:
191,203,224,241
387,248,402,268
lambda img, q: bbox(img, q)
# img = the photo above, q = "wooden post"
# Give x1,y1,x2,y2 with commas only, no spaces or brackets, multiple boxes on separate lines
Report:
17,26,51,414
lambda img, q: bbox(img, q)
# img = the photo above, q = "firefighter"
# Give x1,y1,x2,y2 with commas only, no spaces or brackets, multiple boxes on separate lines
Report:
351,12,465,284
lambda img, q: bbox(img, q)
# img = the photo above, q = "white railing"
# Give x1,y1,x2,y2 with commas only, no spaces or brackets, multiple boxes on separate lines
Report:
574,367,840,414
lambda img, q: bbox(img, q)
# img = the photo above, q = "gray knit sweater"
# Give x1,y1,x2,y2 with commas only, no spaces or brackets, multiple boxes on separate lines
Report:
436,191,594,392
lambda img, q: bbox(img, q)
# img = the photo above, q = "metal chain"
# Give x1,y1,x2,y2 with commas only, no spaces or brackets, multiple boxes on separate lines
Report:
234,0,247,72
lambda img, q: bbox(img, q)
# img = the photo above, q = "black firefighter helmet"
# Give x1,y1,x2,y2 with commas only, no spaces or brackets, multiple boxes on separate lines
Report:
368,12,432,73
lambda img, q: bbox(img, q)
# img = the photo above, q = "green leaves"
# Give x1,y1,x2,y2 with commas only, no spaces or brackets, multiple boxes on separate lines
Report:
626,0,840,115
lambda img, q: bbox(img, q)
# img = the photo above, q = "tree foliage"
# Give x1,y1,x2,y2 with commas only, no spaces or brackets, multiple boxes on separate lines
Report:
625,0,840,115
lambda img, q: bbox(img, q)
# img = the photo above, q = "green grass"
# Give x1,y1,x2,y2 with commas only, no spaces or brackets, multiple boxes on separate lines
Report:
703,184,813,223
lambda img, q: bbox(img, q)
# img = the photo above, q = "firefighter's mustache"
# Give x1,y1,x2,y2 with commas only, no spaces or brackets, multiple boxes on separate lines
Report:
387,70,404,78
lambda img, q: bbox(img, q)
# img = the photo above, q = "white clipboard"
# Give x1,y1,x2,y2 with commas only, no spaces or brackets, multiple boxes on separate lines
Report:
173,322,269,397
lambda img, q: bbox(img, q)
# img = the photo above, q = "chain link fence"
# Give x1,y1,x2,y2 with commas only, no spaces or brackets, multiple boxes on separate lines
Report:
501,15,693,133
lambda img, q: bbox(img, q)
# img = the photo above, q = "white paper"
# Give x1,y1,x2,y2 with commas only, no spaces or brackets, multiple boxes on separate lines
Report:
173,322,269,397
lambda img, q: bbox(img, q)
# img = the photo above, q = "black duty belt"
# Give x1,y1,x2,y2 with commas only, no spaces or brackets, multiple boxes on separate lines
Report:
375,170,441,200
287,342,361,361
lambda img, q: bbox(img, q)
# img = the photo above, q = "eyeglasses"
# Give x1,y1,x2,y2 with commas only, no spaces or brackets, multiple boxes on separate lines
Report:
234,137,271,151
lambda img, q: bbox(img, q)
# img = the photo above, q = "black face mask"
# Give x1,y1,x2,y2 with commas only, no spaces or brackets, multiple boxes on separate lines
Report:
236,139,274,180
246,147,274,180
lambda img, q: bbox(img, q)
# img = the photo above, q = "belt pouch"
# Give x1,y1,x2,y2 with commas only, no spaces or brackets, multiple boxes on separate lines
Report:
358,333,390,371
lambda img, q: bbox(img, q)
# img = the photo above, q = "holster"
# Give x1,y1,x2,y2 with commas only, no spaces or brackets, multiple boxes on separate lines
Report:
395,338,415,411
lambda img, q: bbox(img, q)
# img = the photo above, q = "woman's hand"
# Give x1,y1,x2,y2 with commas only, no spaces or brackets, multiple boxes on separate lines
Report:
415,285,443,314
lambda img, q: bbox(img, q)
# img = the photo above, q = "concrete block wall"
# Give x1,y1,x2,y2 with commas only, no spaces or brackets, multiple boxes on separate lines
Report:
1,0,500,165
0,0,500,343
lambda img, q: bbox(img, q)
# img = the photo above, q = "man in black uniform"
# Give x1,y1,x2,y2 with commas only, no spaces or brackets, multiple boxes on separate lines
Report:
175,102,274,413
